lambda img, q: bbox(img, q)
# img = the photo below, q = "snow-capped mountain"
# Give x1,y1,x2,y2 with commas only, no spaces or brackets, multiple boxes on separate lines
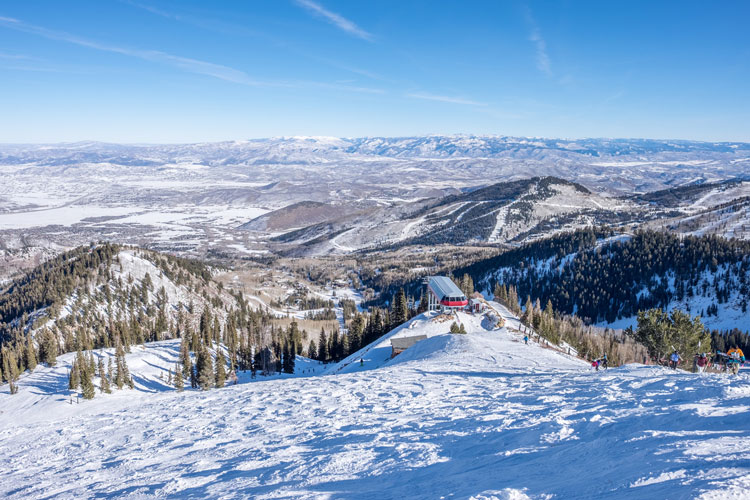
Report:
1,136,749,260
257,176,644,255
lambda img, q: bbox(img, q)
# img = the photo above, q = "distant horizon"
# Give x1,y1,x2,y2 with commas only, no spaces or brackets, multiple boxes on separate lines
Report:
2,133,750,147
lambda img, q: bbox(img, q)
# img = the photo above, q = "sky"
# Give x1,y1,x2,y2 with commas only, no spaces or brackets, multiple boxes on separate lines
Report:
0,0,749,143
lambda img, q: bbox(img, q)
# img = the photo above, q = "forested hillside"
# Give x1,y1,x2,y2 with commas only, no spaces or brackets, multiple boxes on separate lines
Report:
456,229,750,330
0,244,247,389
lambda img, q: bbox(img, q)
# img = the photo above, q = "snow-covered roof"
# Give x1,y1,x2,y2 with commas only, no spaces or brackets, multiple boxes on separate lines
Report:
391,335,428,350
428,276,465,301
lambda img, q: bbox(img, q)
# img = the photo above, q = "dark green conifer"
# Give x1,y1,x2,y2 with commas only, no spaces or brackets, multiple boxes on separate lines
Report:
196,348,214,390
174,362,184,392
215,351,226,388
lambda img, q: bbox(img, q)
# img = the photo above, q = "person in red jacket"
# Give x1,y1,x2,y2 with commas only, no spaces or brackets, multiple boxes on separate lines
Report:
696,353,708,373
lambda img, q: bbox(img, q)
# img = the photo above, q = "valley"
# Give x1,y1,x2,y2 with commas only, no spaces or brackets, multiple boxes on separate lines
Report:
1,137,749,264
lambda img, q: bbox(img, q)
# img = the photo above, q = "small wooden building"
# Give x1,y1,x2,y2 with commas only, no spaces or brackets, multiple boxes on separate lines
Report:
391,335,428,358
469,298,485,313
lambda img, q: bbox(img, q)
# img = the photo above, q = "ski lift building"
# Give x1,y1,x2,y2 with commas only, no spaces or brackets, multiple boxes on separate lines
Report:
425,276,468,311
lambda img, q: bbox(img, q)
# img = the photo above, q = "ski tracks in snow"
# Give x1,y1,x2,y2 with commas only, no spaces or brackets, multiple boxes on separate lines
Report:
1,327,750,499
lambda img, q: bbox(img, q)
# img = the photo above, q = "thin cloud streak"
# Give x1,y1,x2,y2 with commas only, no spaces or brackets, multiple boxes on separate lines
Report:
407,92,486,106
295,0,373,41
523,7,552,76
0,15,263,85
529,27,551,75
0,15,384,94
123,2,384,83
0,50,32,60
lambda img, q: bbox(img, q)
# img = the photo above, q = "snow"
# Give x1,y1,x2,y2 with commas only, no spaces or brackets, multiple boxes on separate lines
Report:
0,206,137,229
1,308,750,499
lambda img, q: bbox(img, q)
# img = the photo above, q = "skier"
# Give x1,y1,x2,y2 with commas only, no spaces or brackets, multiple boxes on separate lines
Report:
360,358,364,367
728,347,743,375
600,353,608,370
592,359,600,371
727,347,745,363
523,335,529,345
696,353,708,373
669,351,681,370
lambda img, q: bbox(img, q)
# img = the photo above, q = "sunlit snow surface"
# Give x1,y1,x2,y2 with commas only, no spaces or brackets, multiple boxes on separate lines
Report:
1,307,749,499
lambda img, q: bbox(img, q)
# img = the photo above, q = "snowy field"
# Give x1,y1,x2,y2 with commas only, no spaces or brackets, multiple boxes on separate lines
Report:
1,310,750,499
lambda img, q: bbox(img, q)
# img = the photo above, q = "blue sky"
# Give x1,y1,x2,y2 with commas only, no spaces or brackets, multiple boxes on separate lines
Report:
1,1,748,142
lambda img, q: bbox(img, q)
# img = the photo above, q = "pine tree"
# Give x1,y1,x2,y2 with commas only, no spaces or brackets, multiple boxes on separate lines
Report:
43,330,58,366
330,330,340,362
2,348,12,385
307,339,317,360
69,359,80,391
215,351,226,388
392,288,408,327
4,348,19,394
25,336,37,372
460,274,474,298
522,296,534,326
114,337,130,390
274,341,283,373
200,307,212,345
318,328,329,362
212,316,221,344
417,289,427,313
174,362,184,391
87,350,96,377
282,342,291,373
98,357,111,393
81,366,95,400
180,336,192,380
196,348,214,390
508,286,520,315
190,361,198,388
288,343,296,373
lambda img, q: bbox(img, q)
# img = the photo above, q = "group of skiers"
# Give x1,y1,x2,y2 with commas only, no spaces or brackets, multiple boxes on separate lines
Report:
674,347,746,375
520,329,745,376
591,354,608,371
587,347,746,374
700,347,746,375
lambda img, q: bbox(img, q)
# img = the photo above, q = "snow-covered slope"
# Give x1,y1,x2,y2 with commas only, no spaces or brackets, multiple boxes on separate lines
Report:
1,304,750,499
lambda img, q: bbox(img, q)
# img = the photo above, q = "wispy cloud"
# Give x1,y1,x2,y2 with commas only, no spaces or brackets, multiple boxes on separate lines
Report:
0,15,385,94
120,0,178,21
294,0,373,41
523,7,552,76
407,92,486,107
529,27,551,75
0,50,32,60
123,2,384,82
0,15,264,85
120,0,268,39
